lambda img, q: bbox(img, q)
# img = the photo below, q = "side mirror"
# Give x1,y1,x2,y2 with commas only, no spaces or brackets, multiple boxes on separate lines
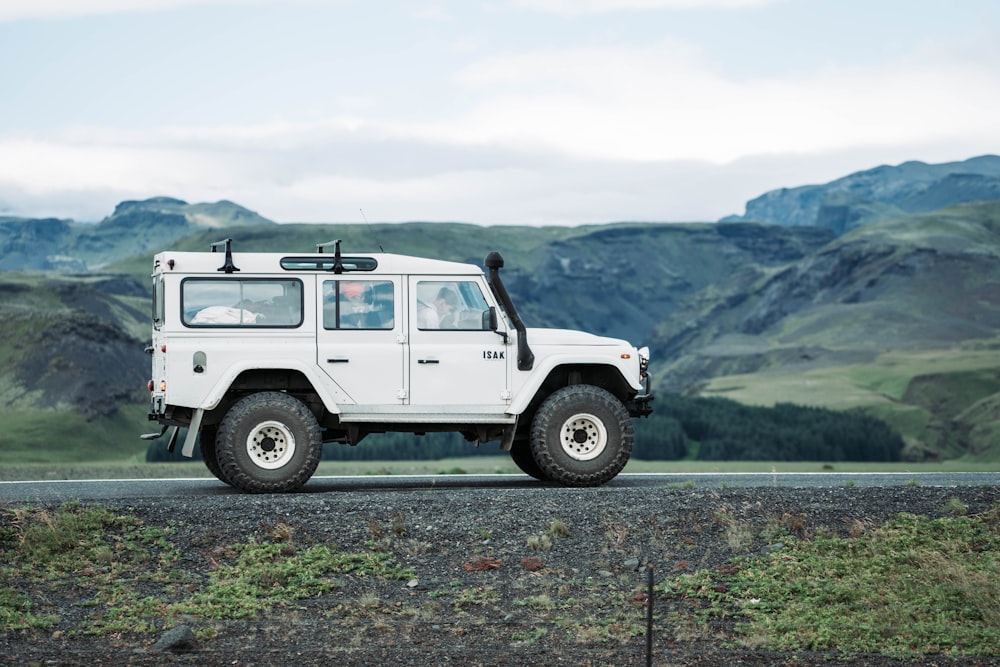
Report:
486,306,509,343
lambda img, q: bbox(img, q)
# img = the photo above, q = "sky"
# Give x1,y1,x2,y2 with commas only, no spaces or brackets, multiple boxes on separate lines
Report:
1,0,998,225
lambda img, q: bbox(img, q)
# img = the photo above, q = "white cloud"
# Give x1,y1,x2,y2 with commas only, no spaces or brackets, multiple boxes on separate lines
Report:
0,0,210,21
419,41,1000,163
1,117,986,225
0,0,340,22
3,29,999,223
512,0,779,13
0,0,783,22
1,2,997,225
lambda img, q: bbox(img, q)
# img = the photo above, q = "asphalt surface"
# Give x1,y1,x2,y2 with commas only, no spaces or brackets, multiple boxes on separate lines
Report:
1,471,996,503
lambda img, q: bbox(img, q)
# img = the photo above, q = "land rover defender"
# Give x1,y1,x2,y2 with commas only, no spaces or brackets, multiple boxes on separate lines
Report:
143,239,652,492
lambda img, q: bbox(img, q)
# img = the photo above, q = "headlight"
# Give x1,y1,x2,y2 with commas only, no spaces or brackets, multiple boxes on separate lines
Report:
638,346,650,373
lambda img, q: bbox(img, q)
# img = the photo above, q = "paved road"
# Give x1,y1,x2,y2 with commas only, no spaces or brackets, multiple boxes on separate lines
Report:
1,472,995,503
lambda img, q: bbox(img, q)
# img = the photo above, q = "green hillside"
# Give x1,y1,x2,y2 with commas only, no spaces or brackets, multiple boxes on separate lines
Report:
2,191,1000,465
0,273,150,462
682,202,1000,460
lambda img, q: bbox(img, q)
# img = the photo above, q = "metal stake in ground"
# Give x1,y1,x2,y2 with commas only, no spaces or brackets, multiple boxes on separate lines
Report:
646,563,654,666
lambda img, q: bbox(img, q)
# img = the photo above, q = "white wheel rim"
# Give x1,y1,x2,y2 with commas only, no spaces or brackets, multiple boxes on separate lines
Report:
245,420,296,470
559,413,607,461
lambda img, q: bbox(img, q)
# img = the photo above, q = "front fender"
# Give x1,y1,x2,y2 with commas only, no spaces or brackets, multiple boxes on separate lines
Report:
506,353,641,415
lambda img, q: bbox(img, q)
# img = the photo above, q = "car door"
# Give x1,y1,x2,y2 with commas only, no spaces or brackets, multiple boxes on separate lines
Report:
407,277,510,410
316,277,406,405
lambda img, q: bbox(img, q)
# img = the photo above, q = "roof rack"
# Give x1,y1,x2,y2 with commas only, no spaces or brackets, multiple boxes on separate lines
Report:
210,238,240,274
316,239,344,274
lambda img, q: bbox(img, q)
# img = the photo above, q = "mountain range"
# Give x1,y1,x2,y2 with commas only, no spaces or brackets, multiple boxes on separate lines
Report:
2,156,999,463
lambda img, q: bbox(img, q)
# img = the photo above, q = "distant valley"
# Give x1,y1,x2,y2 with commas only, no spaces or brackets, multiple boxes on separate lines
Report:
2,156,999,463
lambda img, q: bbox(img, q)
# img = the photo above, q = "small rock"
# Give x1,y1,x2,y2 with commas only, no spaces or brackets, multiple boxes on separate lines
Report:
521,556,544,571
760,542,784,556
623,557,640,571
152,625,197,653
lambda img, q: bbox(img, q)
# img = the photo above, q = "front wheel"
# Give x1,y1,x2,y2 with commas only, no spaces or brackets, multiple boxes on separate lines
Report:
216,392,323,493
510,437,550,481
529,385,633,487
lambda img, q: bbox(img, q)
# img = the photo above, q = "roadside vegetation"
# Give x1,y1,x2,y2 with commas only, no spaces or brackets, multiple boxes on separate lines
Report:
0,501,414,637
664,505,1000,658
1,496,998,659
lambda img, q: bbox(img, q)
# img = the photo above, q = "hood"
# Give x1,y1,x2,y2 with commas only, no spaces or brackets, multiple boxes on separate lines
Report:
526,327,632,348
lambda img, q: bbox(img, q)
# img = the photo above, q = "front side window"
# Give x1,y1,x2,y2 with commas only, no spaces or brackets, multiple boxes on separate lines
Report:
323,280,395,330
416,280,490,331
182,278,303,327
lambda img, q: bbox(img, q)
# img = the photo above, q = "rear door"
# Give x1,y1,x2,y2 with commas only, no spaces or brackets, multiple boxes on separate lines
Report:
316,277,406,405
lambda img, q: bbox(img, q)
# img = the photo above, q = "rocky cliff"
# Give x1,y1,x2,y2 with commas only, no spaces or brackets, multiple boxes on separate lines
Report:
0,197,273,271
723,154,1000,234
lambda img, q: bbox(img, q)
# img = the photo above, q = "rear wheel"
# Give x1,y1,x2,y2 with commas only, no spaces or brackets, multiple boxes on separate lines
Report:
199,427,232,486
216,392,323,493
529,385,632,487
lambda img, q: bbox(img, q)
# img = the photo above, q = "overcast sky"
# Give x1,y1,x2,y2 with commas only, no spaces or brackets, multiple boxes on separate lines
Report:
1,0,998,225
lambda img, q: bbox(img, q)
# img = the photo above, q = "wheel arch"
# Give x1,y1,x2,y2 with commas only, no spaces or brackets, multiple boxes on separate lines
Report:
201,367,342,428
510,362,634,418
200,363,348,423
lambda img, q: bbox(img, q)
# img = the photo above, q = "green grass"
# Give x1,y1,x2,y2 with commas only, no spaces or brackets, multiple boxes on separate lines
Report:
0,502,414,635
664,509,1000,657
0,405,151,464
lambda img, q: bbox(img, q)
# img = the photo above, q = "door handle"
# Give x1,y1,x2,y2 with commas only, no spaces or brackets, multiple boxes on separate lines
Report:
417,359,439,364
327,358,350,363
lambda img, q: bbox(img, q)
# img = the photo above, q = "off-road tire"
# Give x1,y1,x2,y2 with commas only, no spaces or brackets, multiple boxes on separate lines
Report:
529,384,632,487
199,427,232,486
215,392,323,493
510,437,550,481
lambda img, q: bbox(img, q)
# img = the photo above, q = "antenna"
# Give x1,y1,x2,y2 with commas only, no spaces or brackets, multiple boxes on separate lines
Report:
360,208,385,252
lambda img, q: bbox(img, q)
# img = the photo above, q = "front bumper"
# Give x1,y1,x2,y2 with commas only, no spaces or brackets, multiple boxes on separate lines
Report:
628,371,654,417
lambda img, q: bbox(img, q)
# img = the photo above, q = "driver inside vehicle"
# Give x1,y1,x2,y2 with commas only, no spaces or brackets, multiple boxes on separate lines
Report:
434,287,460,328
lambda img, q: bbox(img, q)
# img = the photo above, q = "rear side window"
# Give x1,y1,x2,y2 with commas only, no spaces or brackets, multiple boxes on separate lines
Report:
322,280,395,330
182,278,303,327
152,274,164,330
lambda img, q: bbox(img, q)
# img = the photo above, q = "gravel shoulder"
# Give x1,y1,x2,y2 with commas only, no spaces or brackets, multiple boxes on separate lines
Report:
2,484,998,666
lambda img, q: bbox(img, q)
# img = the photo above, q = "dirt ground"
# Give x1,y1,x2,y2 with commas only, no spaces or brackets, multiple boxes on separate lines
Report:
2,483,998,666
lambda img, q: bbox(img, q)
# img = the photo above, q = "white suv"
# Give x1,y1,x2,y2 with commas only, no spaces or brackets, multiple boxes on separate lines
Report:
143,239,652,492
